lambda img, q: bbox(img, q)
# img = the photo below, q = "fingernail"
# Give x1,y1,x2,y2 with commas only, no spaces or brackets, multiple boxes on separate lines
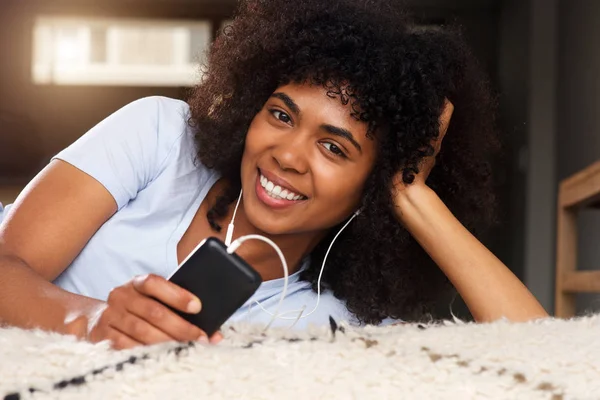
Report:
212,334,223,344
187,298,201,314
198,336,209,344
132,274,149,286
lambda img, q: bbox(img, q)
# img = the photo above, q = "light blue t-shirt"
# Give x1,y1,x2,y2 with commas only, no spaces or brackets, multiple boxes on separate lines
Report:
1,96,362,330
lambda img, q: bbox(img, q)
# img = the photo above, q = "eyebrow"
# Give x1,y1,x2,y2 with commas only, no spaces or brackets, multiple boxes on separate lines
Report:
322,124,362,153
271,92,300,116
270,91,362,153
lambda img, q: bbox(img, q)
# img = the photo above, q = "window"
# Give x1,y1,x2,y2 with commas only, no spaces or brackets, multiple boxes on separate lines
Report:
32,16,212,86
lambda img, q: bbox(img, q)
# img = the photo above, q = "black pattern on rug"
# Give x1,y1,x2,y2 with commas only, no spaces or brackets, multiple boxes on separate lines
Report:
1,317,567,400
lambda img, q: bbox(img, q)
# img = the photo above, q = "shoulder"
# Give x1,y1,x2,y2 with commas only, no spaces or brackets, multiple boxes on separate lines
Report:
72,96,193,149
95,96,197,166
121,96,189,116
117,96,191,137
52,96,202,209
135,97,198,166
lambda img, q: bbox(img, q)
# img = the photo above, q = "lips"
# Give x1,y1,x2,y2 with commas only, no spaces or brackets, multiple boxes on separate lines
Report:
254,168,308,209
258,169,307,200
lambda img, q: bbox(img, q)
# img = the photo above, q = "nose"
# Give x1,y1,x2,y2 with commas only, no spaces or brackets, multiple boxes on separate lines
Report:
271,135,310,174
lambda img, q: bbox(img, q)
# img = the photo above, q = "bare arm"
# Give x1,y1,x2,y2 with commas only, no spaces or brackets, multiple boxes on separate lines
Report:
392,100,547,322
0,160,214,348
0,160,117,334
395,184,548,322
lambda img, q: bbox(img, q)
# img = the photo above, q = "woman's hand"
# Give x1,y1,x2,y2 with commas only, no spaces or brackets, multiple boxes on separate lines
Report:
387,100,548,322
71,274,222,350
391,100,454,206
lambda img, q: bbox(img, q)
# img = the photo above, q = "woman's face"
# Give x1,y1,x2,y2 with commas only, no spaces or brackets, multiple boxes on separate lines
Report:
240,82,378,235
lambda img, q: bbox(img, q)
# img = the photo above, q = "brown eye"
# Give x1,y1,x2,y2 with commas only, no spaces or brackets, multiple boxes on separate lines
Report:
322,142,347,158
271,110,292,124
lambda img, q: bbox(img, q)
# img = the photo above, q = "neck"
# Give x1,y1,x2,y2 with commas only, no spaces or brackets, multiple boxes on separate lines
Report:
218,197,324,282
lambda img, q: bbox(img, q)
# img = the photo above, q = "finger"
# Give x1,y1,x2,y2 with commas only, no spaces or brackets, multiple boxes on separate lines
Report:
109,309,182,345
92,302,174,345
430,100,454,160
438,99,454,141
124,295,207,343
132,274,201,314
209,331,223,344
87,314,143,349
106,327,144,350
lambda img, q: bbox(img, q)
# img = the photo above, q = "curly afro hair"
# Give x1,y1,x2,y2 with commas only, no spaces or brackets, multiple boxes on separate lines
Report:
188,0,499,324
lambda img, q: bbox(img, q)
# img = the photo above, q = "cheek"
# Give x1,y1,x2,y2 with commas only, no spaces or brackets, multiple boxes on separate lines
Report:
243,118,274,159
241,120,266,171
313,166,367,210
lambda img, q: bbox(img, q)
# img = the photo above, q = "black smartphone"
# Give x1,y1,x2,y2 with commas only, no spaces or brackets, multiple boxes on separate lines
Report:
165,237,262,336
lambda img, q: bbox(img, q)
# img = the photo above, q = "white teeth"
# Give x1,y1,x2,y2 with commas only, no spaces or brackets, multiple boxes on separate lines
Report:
259,173,304,201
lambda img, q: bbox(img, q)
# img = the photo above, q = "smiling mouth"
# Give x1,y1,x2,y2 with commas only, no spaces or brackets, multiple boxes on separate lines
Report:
258,172,308,201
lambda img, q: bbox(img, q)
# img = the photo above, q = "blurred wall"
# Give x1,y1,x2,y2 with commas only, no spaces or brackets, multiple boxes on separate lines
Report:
496,0,531,305
0,0,233,185
524,0,559,314
489,0,600,316
498,0,560,315
558,0,600,313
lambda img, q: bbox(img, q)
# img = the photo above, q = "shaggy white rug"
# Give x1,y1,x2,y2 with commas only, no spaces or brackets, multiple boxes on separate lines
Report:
1,316,599,400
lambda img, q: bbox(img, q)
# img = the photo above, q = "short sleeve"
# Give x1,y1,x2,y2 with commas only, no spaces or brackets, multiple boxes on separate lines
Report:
53,96,191,210
0,203,6,224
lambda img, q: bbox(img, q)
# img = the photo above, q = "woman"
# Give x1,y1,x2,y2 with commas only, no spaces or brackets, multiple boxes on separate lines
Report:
0,0,547,349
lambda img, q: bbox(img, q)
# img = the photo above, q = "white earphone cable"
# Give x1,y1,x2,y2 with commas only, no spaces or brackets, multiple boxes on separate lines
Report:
248,211,359,322
225,189,243,247
226,234,289,330
225,189,360,328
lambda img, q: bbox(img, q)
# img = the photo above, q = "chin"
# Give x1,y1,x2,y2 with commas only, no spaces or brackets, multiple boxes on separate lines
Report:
243,207,292,236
